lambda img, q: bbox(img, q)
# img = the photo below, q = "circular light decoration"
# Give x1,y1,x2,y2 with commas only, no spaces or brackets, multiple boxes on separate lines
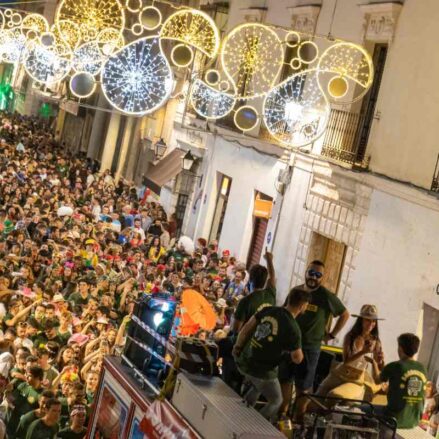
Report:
56,0,125,43
131,23,143,36
219,80,230,92
171,44,193,68
70,71,96,98
290,58,302,70
21,13,49,37
221,23,284,99
190,79,235,120
24,42,71,84
72,41,104,75
40,32,55,47
160,9,220,59
285,31,301,48
317,42,374,104
97,28,124,56
328,76,348,99
101,36,173,115
234,106,259,132
139,6,162,31
298,41,319,64
263,69,330,148
56,19,81,49
11,12,23,27
0,29,27,63
125,0,142,13
205,69,220,86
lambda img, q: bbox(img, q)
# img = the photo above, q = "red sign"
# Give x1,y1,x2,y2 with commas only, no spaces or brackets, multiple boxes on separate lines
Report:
140,399,198,439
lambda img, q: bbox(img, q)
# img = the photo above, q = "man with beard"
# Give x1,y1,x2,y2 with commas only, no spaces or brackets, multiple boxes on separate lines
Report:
278,260,350,419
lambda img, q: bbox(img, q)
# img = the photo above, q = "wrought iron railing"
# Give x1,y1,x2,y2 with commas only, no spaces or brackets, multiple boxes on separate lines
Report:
321,108,365,165
431,154,439,192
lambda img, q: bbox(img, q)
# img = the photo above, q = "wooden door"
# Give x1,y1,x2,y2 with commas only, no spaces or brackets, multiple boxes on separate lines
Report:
247,217,268,268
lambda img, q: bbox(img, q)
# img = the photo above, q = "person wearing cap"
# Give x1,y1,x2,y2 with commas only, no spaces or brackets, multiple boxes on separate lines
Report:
57,404,87,439
315,304,385,402
279,260,349,419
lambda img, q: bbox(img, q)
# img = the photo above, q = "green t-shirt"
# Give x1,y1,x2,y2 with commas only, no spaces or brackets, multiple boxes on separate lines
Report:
381,359,427,429
17,382,41,411
67,292,90,307
234,286,276,325
57,427,87,439
25,419,58,439
237,306,301,379
15,409,39,439
296,286,346,349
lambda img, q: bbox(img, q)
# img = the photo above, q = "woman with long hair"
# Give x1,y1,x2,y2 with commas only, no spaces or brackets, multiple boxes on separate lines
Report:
316,304,385,402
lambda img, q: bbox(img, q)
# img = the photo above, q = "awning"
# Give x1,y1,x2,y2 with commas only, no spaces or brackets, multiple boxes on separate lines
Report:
144,148,185,195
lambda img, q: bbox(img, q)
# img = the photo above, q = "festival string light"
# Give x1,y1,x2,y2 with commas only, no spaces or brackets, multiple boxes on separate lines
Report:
221,23,284,100
317,41,374,103
263,69,330,147
55,0,125,43
72,41,104,75
160,9,220,59
100,36,173,115
190,79,235,120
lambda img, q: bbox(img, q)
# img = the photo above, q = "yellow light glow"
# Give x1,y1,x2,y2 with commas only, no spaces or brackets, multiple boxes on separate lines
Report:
317,41,374,103
55,0,125,43
139,6,162,31
285,31,301,48
160,9,220,59
221,23,284,100
55,19,82,50
171,44,193,68
205,69,220,86
21,13,48,36
298,40,319,64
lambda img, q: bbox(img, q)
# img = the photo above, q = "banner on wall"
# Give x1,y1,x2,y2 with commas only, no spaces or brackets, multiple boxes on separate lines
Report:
140,399,198,439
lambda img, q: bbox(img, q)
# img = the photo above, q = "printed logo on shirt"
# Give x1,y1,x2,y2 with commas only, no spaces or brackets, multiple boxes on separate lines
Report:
253,316,278,343
400,369,427,403
306,304,318,312
255,302,272,314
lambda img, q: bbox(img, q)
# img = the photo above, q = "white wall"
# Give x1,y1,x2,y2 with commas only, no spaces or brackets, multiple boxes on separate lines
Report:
193,135,285,262
347,189,439,362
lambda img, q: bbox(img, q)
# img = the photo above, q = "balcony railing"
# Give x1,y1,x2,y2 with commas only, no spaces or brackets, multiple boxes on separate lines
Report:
431,154,439,192
321,108,366,165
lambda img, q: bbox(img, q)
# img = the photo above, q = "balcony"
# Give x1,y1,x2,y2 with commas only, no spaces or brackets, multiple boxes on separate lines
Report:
321,108,368,167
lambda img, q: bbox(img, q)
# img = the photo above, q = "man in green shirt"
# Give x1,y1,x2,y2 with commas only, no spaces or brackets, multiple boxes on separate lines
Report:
372,333,427,429
67,280,90,308
233,287,309,422
26,398,61,439
15,390,55,439
221,249,276,392
279,260,350,418
57,404,87,439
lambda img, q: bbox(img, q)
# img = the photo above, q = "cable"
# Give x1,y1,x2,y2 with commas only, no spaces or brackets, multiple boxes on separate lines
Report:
328,0,339,40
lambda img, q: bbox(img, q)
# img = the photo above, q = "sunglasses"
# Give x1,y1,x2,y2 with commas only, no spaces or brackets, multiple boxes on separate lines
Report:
307,269,323,279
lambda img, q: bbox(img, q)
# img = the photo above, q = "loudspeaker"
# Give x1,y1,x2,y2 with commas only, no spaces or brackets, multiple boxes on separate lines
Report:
124,295,177,377
177,337,219,376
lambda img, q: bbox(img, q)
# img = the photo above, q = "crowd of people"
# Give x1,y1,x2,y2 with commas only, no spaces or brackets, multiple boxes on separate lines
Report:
0,110,435,439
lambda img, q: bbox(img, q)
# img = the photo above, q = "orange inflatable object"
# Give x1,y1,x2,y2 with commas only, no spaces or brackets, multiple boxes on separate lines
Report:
181,289,217,331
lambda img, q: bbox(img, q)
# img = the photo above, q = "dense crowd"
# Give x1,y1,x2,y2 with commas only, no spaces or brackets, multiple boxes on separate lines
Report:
0,111,435,438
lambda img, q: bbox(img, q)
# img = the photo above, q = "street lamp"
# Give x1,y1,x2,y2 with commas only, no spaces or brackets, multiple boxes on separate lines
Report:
182,150,196,171
154,138,167,159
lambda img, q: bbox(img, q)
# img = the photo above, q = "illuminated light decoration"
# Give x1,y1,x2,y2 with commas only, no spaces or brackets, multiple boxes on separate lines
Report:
221,23,284,99
70,71,96,98
40,32,55,47
125,0,142,13
21,13,49,37
290,58,302,70
170,44,193,68
72,42,104,75
49,24,74,57
0,29,27,63
190,79,235,120
328,76,348,99
263,69,330,148
317,41,374,104
205,69,220,86
298,41,319,64
101,36,173,115
56,0,125,43
234,105,259,132
11,12,22,27
24,41,71,84
131,22,143,36
56,19,82,49
285,31,301,48
139,6,162,31
97,28,124,55
160,9,220,59
219,80,230,92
